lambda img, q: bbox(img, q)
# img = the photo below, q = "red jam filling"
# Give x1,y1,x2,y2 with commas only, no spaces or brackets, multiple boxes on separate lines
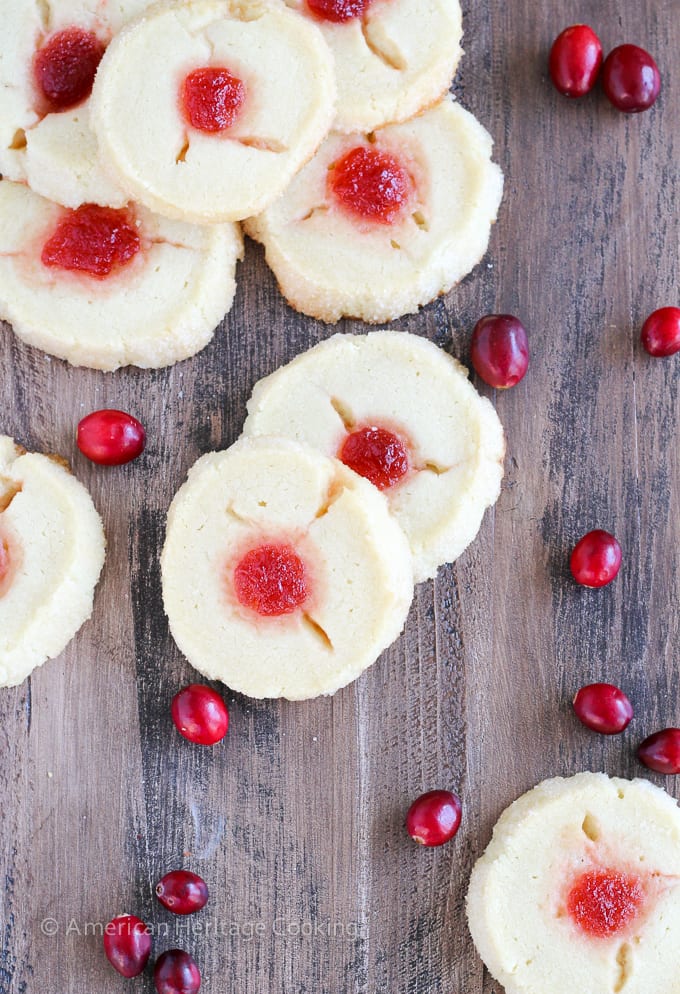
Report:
34,28,106,112
329,146,413,224
339,426,409,490
566,870,645,937
181,67,246,133
306,0,373,23
233,543,309,617
41,204,141,278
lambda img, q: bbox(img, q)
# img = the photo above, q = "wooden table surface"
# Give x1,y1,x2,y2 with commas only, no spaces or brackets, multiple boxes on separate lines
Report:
2,1,679,991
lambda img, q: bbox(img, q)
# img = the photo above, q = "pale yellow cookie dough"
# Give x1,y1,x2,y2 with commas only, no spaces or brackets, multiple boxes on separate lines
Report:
0,436,106,688
0,0,154,208
0,179,243,370
466,773,680,994
245,96,504,322
243,332,505,581
161,436,414,700
90,0,337,223
286,0,463,132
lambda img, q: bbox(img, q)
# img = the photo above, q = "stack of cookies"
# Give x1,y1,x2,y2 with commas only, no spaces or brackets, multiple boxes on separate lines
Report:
0,0,503,370
161,331,505,699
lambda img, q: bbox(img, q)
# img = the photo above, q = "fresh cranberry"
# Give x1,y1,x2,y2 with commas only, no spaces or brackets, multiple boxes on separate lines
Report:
637,728,680,774
154,950,201,994
567,870,644,937
306,0,371,22
34,28,105,111
405,789,462,847
339,426,409,490
549,25,603,97
77,409,146,466
171,684,229,746
233,543,308,616
570,530,622,587
156,871,209,916
103,914,152,978
641,307,680,357
602,44,661,113
329,146,413,224
470,314,529,389
41,204,140,278
182,67,245,132
573,683,633,734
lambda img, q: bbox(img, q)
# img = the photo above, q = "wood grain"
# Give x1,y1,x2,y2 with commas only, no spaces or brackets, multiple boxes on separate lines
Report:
1,1,679,991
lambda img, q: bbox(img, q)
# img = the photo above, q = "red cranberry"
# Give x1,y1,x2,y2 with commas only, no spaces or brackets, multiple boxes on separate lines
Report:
573,683,633,734
470,314,529,389
156,871,209,916
103,914,152,978
641,307,680,357
570,530,622,587
405,789,462,847
602,44,661,113
154,950,201,994
549,25,603,97
637,728,680,774
77,409,145,465
171,684,229,746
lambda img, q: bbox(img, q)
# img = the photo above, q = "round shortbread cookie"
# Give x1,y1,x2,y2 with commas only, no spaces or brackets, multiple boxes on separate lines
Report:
161,436,414,700
286,0,463,132
244,96,503,323
0,0,154,208
243,332,505,581
466,773,680,994
0,179,243,370
90,0,336,224
0,436,106,688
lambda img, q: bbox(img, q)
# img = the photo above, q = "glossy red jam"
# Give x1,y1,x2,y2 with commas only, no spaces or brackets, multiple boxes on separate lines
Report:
566,870,644,937
339,426,409,490
306,0,372,23
329,146,413,224
181,67,246,132
233,543,309,616
41,204,141,278
34,28,105,112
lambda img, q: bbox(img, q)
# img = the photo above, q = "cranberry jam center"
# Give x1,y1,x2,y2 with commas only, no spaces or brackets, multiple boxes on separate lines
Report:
233,543,309,617
306,0,373,23
34,28,105,112
329,146,413,224
41,204,141,278
339,426,409,490
566,870,645,937
181,67,246,133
